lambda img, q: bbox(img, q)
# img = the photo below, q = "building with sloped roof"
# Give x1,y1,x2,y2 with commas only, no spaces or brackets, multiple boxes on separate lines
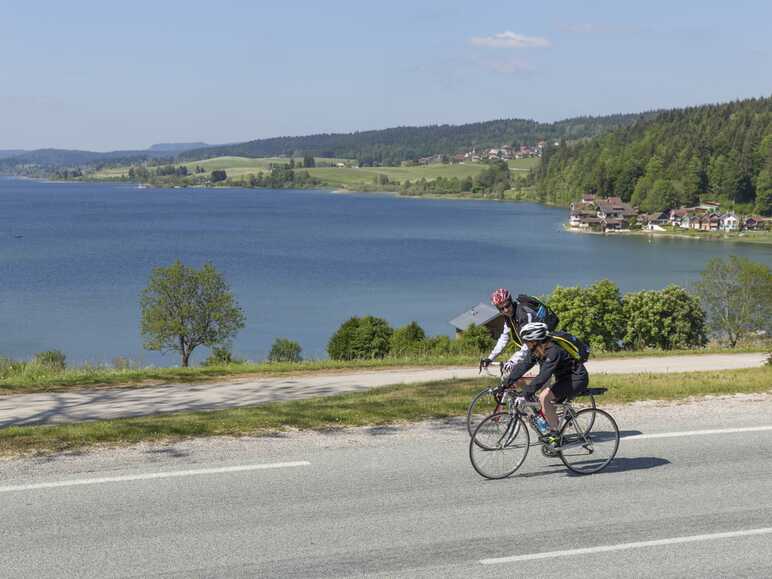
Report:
449,303,504,338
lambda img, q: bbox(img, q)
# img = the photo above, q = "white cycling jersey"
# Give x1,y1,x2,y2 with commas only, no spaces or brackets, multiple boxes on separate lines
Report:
488,323,525,361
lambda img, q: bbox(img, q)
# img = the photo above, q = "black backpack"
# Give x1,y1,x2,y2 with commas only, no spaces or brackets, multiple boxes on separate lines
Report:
550,330,591,363
515,294,560,331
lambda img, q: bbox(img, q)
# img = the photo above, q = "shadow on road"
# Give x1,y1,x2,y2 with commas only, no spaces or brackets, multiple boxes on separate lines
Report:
592,456,670,474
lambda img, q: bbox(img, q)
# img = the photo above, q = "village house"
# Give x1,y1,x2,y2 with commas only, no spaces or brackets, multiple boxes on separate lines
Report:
448,303,504,339
720,212,739,232
568,196,637,232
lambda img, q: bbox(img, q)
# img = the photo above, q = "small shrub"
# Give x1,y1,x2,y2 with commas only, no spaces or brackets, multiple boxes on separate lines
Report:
459,324,495,355
203,347,240,366
33,350,66,371
0,356,24,378
112,356,135,370
268,338,303,363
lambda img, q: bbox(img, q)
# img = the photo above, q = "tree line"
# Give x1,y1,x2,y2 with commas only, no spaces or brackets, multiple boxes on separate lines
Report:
2,257,766,372
177,114,654,167
131,255,772,365
527,97,772,215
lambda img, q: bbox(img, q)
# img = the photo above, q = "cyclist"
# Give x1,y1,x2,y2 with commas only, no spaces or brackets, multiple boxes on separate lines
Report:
481,288,533,378
514,322,589,447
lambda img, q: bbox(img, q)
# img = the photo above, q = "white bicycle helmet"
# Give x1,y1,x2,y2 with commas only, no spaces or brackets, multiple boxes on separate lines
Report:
520,322,548,342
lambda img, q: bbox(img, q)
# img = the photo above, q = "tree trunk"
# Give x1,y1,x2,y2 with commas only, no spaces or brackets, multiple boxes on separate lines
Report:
180,335,189,367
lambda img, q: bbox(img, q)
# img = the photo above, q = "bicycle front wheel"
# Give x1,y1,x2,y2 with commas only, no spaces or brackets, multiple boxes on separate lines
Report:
466,387,500,437
469,413,530,479
558,408,619,475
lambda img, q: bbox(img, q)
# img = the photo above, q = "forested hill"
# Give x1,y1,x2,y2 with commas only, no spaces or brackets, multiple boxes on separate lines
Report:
527,96,772,214
179,112,657,165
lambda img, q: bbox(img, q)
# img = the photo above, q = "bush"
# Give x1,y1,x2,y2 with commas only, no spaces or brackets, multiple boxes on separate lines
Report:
547,279,625,351
268,338,303,363
327,316,393,360
33,350,66,371
112,356,135,370
622,285,706,350
389,322,426,357
0,356,23,378
459,324,495,355
202,347,241,366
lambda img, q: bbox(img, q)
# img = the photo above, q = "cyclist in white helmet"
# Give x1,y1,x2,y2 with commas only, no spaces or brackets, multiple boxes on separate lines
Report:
516,322,590,447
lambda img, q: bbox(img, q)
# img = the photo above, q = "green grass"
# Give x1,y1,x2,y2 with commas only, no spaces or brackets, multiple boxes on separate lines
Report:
1,366,769,457
305,164,486,188
507,158,540,171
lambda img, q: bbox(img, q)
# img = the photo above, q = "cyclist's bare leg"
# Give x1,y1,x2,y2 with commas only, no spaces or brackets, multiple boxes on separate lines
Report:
538,388,559,430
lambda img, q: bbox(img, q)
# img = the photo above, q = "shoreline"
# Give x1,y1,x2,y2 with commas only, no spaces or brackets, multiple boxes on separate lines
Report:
564,224,772,246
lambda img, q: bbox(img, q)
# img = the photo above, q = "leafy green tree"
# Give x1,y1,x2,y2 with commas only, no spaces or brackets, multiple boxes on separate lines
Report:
547,280,625,351
268,338,303,362
622,286,706,350
327,316,393,360
302,155,315,168
389,321,426,356
694,257,772,347
210,169,227,182
140,261,245,367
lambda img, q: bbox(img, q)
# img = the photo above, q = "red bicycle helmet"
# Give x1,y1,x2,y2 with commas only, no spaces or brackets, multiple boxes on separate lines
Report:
490,288,511,307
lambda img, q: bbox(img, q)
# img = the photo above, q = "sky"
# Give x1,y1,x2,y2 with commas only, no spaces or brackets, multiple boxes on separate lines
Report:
1,0,770,151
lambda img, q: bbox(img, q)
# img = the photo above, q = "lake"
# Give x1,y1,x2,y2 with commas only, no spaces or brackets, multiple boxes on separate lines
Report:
1,177,770,365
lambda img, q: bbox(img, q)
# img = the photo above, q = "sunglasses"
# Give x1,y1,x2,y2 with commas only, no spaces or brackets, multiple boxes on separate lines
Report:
496,302,513,313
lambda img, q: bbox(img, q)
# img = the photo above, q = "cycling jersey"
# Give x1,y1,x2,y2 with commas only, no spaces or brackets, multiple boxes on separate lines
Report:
519,341,588,398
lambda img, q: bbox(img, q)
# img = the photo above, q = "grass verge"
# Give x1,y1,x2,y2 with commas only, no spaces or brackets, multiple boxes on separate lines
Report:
0,346,768,394
1,366,769,457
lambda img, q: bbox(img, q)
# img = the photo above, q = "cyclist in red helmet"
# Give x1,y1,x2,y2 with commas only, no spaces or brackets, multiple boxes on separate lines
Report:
482,288,533,381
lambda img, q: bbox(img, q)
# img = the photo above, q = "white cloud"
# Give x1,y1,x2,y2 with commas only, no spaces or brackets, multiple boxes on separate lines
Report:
469,31,551,49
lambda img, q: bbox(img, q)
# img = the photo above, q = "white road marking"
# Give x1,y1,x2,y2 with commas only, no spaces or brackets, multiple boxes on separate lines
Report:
624,425,772,440
0,461,310,493
480,527,772,565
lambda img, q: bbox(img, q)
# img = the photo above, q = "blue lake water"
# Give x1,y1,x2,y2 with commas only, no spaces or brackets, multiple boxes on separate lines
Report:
1,177,770,365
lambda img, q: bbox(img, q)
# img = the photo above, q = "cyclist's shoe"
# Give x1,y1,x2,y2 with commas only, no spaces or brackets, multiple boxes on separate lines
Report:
539,431,561,448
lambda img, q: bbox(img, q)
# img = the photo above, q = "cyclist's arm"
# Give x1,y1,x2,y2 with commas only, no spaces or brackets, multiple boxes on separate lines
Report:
487,324,511,360
521,349,560,395
503,346,535,386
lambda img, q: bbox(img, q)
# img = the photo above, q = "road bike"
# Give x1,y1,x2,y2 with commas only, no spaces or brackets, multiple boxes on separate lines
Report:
466,360,597,437
469,386,619,479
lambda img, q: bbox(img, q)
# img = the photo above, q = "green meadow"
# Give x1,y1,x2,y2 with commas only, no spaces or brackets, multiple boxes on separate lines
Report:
88,156,540,190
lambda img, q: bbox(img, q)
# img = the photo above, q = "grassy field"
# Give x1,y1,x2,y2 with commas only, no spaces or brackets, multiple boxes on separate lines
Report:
305,163,487,188
87,156,514,188
0,365,768,457
507,158,540,171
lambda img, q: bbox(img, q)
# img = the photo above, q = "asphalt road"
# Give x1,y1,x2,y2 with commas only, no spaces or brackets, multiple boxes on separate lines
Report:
0,353,766,426
0,394,770,578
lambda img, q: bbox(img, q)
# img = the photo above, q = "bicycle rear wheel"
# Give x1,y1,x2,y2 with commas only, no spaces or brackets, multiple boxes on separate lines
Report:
559,393,596,432
558,408,619,475
466,387,500,437
469,413,530,479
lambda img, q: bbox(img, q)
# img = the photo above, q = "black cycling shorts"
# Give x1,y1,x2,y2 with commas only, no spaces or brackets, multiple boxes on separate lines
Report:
549,365,589,403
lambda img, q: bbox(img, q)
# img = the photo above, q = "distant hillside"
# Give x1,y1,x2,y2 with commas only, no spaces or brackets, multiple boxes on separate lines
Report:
527,96,772,214
148,142,209,152
0,147,174,174
0,149,26,160
180,112,658,166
